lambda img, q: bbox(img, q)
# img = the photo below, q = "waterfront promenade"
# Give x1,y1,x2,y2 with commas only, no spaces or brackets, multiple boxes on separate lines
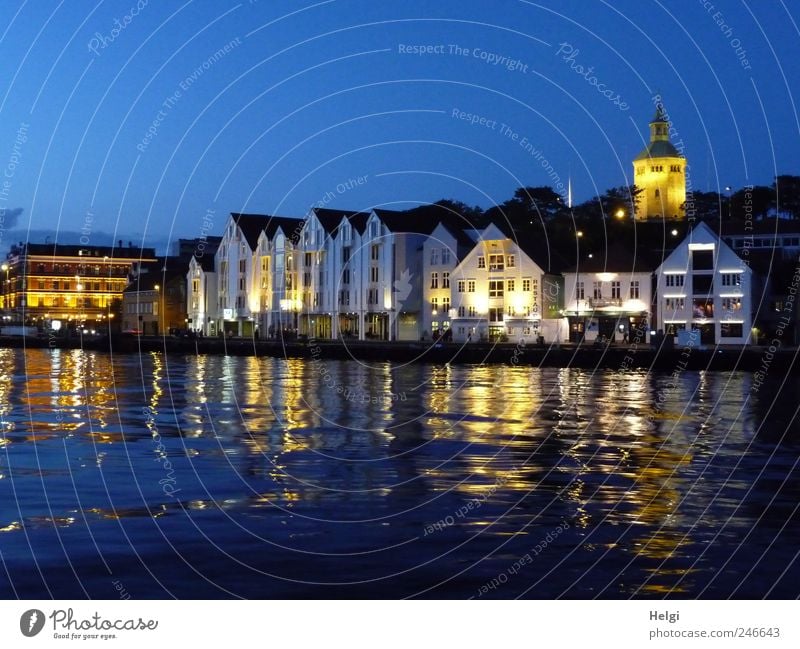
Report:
0,333,795,373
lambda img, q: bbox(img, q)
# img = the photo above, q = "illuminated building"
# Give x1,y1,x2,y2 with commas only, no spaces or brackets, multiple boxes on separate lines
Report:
446,222,567,343
562,243,653,343
633,104,687,220
655,221,752,344
215,213,304,337
1,242,156,330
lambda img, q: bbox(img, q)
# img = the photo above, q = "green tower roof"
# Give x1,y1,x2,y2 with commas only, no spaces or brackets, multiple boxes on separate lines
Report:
634,140,682,161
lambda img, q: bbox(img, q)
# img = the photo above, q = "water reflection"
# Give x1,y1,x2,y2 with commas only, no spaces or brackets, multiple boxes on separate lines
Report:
0,349,797,598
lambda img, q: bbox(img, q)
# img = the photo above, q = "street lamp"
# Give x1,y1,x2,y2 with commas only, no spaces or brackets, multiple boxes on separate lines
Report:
615,209,625,219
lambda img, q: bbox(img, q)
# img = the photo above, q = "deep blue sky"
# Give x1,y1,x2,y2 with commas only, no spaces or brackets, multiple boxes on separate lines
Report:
0,1,797,251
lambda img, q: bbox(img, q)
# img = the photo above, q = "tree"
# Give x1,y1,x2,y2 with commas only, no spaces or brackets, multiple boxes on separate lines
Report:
730,185,773,220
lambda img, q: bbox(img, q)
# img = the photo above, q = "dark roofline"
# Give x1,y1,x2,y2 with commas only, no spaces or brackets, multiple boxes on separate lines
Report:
12,242,157,260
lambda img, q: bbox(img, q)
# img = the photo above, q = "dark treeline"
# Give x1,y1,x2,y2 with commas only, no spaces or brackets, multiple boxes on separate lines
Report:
402,175,800,262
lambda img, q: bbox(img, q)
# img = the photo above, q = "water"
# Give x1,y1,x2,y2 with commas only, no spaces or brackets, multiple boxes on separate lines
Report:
0,348,798,598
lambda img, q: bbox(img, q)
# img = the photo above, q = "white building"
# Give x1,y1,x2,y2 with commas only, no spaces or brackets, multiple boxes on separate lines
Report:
421,221,479,339
296,208,369,339
214,213,303,337
186,253,217,335
255,216,305,338
447,223,567,343
352,208,446,341
562,244,653,343
655,221,753,345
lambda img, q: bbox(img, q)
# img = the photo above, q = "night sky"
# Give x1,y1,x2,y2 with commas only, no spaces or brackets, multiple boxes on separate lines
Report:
0,1,797,251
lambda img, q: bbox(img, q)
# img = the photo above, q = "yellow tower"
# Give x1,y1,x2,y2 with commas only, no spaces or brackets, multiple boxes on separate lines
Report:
633,104,686,220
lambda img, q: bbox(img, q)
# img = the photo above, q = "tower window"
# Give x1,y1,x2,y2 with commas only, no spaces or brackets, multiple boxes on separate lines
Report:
655,189,660,198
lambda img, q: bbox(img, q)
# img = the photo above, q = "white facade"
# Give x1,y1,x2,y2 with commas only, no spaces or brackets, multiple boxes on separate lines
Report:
186,255,217,335
563,270,652,343
258,224,302,338
215,215,258,336
447,224,562,343
655,221,752,345
354,210,427,341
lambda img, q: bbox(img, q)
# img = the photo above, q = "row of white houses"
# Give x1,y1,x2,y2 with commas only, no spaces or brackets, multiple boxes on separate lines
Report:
186,209,753,345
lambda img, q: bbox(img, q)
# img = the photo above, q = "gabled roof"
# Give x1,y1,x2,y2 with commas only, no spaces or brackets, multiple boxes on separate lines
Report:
372,206,480,236
263,216,305,244
489,219,569,274
438,221,480,249
312,208,370,236
191,253,215,272
231,213,304,248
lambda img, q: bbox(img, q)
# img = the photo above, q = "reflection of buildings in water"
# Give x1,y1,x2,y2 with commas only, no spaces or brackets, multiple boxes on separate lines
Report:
547,370,708,593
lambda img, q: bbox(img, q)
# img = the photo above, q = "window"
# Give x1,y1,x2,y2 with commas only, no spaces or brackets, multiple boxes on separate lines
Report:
692,250,714,270
665,274,685,287
654,189,660,198
692,299,713,318
693,274,713,294
488,254,504,271
458,306,466,317
457,279,465,293
431,297,438,313
239,259,246,272
371,267,379,282
430,249,439,265
304,252,312,267
442,248,451,265
507,305,515,316
489,280,504,297
489,307,503,322
507,279,515,292
342,268,350,285
611,281,621,299
665,298,685,310
630,281,640,299
303,271,311,287
507,255,515,268
442,297,450,313
722,298,742,310
468,306,477,317
442,272,450,289
477,256,485,269
342,247,351,264
522,278,531,292
468,280,476,293
576,281,584,300
593,281,602,299
431,272,439,289
721,273,741,287
371,245,379,260
721,323,743,337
